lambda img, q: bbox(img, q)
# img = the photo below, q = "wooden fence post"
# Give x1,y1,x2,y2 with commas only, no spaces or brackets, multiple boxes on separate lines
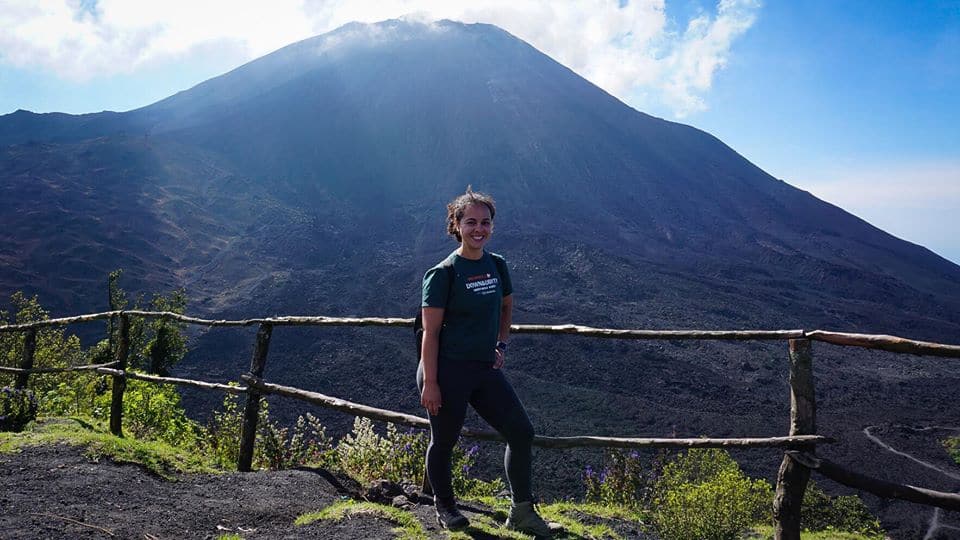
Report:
237,323,272,472
773,338,816,540
14,328,37,390
109,314,130,437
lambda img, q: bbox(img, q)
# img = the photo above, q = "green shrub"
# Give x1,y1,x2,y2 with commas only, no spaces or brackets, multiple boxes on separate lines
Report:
337,417,429,485
944,437,960,466
337,416,395,484
652,448,773,540
258,412,334,470
336,416,503,497
0,387,38,432
583,450,647,509
39,339,111,417
94,377,202,448
801,480,884,538
0,292,85,399
202,391,247,468
385,424,428,485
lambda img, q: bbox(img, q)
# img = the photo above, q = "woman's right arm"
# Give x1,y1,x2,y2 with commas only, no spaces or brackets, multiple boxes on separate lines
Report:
420,306,444,416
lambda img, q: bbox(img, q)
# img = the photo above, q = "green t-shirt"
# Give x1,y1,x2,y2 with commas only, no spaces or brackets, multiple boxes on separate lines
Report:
421,251,513,364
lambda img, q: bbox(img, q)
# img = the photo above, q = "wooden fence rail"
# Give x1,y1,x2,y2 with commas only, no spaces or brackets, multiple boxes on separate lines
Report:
95,368,247,394
1,361,119,374
2,310,960,540
241,373,833,449
3,310,960,358
787,451,960,512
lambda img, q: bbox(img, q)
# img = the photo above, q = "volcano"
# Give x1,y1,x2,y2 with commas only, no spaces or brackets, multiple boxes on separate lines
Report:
2,19,958,536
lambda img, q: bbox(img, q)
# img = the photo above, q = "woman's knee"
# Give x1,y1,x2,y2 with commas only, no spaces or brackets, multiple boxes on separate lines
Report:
429,432,460,453
505,414,535,445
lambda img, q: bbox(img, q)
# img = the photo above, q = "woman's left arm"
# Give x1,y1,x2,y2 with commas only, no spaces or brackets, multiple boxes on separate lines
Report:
494,294,513,369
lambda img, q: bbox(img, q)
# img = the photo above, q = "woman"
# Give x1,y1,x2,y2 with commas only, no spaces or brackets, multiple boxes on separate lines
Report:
419,187,557,536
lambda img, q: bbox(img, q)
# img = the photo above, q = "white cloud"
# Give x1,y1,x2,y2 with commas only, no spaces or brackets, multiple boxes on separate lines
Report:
660,0,760,115
0,0,760,116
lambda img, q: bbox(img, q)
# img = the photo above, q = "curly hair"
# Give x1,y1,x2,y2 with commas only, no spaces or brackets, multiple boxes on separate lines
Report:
446,186,496,242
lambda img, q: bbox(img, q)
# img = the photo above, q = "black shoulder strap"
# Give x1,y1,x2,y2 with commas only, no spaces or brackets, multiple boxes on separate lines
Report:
415,262,456,358
491,254,506,284
444,263,456,300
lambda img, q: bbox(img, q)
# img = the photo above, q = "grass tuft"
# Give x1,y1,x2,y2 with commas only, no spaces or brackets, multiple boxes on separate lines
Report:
749,525,882,539
541,501,648,539
0,416,218,478
460,496,649,539
296,500,428,540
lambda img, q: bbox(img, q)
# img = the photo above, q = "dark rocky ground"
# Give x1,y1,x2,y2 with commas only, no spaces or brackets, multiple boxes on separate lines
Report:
2,433,958,539
0,443,647,540
0,444,364,539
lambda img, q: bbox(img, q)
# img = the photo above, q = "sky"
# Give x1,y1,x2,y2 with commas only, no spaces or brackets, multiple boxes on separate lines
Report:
1,0,958,265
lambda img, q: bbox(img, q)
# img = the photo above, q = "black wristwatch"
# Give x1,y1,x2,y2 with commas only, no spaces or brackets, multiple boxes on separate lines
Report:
496,341,508,351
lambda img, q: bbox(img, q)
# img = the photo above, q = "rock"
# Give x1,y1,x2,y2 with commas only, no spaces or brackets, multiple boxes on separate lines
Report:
364,479,404,503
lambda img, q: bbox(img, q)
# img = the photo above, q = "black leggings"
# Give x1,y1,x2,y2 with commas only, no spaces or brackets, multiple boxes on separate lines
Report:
417,360,535,503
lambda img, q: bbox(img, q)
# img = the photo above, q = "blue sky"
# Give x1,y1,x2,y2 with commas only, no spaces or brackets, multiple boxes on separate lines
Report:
1,1,958,264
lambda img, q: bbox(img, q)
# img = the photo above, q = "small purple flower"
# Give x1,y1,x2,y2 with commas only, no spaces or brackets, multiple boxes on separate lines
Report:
584,465,594,478
629,451,640,459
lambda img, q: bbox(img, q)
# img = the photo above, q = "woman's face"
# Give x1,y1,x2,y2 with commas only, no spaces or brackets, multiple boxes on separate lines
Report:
457,203,493,252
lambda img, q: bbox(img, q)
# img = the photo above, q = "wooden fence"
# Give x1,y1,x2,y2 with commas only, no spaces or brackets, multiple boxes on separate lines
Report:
2,310,960,540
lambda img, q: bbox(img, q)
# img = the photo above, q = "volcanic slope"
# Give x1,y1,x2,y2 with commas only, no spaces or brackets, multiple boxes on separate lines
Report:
2,19,959,536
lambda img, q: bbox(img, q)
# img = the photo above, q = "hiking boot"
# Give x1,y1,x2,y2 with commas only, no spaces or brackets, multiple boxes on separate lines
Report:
505,501,563,537
435,499,469,531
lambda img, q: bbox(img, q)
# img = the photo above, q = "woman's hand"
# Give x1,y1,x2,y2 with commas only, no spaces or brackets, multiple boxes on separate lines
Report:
493,347,505,369
421,381,442,416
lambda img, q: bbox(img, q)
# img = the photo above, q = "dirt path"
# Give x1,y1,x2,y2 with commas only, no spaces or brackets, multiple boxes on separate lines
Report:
0,443,425,539
3,443,640,540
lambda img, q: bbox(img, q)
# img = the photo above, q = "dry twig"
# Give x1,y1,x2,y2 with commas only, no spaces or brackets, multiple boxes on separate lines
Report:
31,513,115,536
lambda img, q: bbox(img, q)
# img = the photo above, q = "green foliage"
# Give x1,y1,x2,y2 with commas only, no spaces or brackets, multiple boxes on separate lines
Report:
1,282,188,420
201,393,335,471
335,416,502,497
202,390,248,469
0,292,85,400
583,450,647,509
652,448,773,540
143,289,187,376
452,442,506,498
105,270,188,375
337,417,422,485
0,386,38,432
93,378,202,448
257,411,335,470
944,436,960,466
800,480,884,538
296,500,429,540
750,524,882,539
